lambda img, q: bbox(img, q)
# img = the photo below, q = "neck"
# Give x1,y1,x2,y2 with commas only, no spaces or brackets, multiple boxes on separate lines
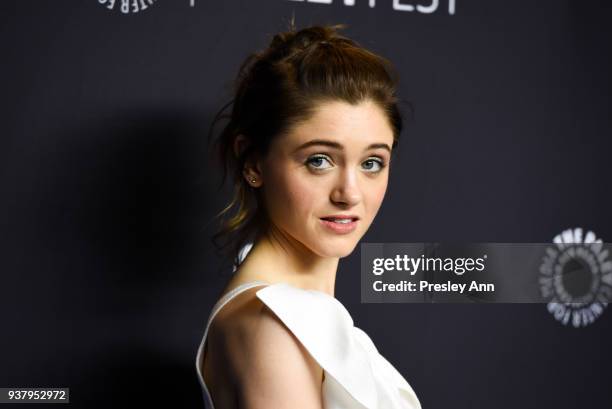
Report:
234,227,339,297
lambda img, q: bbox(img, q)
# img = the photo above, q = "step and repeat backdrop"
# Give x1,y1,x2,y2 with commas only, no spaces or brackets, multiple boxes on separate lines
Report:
1,1,611,408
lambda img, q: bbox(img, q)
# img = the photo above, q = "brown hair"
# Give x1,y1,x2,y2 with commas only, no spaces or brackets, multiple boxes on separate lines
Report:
207,20,411,272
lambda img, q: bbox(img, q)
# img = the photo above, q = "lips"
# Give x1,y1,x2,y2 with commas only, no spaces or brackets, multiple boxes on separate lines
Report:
319,216,359,234
320,214,359,221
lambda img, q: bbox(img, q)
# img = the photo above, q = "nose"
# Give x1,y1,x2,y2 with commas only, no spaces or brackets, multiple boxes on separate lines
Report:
330,167,362,207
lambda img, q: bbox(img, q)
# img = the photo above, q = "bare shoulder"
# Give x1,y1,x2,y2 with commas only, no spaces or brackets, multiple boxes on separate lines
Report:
210,287,324,409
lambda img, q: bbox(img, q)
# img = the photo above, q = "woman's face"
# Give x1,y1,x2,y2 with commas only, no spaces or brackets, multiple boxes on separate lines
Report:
255,99,395,258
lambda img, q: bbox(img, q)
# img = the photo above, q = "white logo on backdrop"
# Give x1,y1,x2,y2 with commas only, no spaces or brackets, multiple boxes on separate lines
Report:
539,228,612,327
287,0,456,15
97,0,158,14
98,1,454,14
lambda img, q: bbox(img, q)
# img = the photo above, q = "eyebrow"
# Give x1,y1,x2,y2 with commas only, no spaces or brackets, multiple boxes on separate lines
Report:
293,139,392,153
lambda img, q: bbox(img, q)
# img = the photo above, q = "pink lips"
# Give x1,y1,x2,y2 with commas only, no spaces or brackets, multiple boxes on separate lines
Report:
319,216,359,234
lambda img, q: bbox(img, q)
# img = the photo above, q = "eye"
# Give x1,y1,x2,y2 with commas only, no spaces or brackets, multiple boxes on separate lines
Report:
362,158,386,173
306,154,333,171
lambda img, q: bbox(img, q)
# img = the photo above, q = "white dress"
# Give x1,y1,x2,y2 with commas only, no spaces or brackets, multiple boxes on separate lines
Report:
195,280,422,408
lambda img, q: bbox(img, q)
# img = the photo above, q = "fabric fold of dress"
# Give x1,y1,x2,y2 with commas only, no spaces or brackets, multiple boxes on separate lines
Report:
196,281,422,409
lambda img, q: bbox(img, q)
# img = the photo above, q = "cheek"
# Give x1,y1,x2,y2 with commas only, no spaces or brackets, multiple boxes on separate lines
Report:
285,180,317,215
265,169,319,218
366,178,389,215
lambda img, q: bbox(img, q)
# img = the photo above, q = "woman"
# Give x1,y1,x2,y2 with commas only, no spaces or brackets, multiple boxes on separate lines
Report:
195,21,421,409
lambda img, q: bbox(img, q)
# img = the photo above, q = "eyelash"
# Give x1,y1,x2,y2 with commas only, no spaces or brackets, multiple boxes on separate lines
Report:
305,154,387,173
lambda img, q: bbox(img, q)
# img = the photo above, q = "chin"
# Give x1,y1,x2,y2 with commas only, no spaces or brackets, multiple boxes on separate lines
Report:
312,240,358,258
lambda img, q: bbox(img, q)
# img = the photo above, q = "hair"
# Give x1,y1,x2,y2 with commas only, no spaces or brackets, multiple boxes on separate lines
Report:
206,19,412,272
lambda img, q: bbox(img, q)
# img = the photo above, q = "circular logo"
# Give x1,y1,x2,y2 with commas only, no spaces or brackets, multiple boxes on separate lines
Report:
539,228,612,327
97,0,157,15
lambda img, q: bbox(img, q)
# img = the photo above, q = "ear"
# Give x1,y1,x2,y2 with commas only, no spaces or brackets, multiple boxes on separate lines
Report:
234,134,263,188
233,134,248,158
